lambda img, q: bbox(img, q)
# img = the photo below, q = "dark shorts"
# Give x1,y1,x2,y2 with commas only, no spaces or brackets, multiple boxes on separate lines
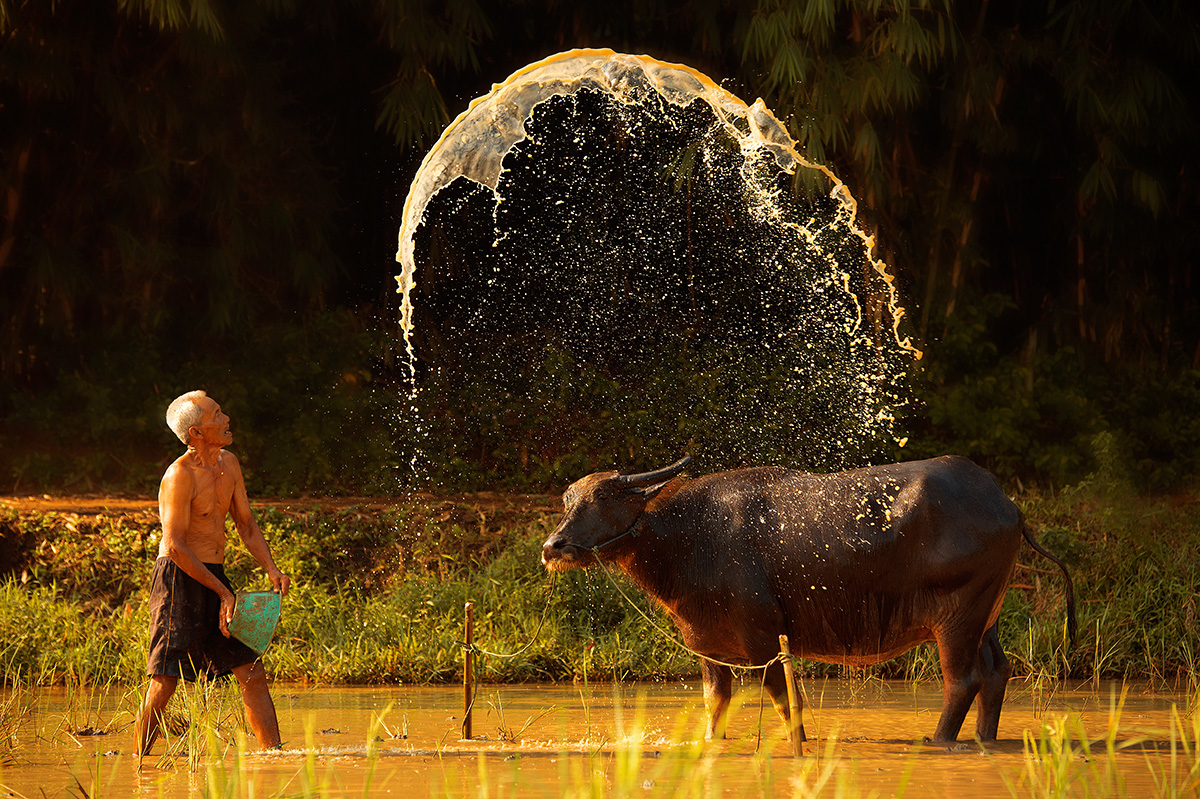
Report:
145,557,259,681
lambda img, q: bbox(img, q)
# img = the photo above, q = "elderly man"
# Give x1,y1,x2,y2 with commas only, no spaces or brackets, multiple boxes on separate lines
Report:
135,390,291,760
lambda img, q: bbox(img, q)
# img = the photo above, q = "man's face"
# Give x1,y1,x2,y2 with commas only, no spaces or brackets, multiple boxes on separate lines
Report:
193,397,233,447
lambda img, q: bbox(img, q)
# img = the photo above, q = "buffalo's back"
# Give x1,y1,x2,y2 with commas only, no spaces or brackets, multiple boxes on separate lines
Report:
648,456,1022,663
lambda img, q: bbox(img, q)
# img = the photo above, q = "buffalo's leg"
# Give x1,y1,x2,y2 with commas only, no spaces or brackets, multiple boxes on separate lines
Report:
700,659,733,739
931,626,984,742
762,660,806,742
974,623,1012,741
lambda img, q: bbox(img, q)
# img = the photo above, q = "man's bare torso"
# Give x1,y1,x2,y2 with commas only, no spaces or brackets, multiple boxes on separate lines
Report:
157,449,236,562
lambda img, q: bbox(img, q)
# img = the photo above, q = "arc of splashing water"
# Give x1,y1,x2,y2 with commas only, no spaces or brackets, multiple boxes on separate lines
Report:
393,48,920,373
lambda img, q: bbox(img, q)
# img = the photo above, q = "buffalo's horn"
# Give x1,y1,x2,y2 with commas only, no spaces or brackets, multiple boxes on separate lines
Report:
616,455,692,487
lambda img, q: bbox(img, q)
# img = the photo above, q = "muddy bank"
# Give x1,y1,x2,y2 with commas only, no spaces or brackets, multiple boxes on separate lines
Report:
0,491,557,518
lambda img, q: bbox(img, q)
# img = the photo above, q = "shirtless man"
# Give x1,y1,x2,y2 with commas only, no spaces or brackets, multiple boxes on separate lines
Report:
135,390,291,760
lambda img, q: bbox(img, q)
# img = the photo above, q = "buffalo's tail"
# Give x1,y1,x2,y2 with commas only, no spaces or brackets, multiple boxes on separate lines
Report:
1020,522,1078,647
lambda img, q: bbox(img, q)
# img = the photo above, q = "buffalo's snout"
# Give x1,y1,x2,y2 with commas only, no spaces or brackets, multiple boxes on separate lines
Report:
542,532,587,571
541,534,566,562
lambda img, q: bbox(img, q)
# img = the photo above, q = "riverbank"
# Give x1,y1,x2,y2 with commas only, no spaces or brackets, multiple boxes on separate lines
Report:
0,484,1197,689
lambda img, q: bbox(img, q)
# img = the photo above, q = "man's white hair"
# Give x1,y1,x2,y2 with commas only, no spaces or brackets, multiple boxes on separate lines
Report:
166,390,208,445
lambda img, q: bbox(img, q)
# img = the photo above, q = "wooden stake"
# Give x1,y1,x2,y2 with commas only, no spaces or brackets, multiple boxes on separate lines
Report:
463,602,474,740
779,634,805,756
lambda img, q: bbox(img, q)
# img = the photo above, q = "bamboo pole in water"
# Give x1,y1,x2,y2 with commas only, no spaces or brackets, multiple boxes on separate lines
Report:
463,602,474,740
779,634,804,757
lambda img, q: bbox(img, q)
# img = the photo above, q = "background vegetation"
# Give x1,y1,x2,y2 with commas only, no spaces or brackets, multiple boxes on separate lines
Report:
1,0,1197,495
1,473,1197,688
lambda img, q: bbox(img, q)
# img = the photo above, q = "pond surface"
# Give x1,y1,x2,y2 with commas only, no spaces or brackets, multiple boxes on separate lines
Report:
1,679,1194,798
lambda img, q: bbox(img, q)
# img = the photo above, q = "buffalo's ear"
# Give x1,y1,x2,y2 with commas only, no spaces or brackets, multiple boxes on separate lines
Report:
627,480,671,498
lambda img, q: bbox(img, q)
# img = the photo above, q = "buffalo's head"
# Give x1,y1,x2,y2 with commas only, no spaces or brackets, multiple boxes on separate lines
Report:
541,455,691,571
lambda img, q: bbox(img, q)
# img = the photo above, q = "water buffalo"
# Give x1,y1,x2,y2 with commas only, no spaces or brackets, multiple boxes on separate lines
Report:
541,454,1075,742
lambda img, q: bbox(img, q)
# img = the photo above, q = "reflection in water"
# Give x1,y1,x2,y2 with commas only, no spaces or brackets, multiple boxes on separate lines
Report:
2,681,1192,798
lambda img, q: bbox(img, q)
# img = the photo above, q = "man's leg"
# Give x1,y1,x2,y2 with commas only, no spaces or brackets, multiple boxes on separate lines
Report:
136,674,179,759
232,660,281,749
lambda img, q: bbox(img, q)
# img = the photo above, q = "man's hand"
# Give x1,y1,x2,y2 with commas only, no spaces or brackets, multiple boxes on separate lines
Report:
219,588,236,638
268,567,291,598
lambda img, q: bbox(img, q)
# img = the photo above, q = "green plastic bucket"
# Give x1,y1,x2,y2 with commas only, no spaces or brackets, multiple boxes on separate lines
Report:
228,591,282,654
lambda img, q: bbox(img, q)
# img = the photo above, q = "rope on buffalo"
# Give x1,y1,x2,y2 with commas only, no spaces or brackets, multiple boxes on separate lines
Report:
591,550,816,751
590,553,786,671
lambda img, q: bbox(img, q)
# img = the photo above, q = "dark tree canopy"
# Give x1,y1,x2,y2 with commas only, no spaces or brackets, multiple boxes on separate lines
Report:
1,0,1197,493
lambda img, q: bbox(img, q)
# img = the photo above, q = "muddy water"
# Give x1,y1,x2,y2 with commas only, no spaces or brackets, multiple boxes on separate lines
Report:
1,680,1192,798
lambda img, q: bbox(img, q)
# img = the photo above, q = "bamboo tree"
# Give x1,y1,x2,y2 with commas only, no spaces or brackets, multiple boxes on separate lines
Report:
736,0,1197,366
0,0,492,382
1,0,1197,491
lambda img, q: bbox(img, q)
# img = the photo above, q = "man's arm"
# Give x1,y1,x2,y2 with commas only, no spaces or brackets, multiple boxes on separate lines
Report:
226,454,290,597
159,462,237,636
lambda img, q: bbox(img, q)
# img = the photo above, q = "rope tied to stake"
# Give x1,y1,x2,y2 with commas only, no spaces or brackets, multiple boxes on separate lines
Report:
459,577,559,739
458,575,559,659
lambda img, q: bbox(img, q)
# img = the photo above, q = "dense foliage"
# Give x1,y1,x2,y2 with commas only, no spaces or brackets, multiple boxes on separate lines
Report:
1,0,1197,493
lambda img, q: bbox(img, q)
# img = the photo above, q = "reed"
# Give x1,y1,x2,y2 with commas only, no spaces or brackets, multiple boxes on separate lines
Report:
486,690,558,744
985,686,1200,799
1145,705,1200,798
44,677,136,747
0,682,32,765
145,676,247,772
